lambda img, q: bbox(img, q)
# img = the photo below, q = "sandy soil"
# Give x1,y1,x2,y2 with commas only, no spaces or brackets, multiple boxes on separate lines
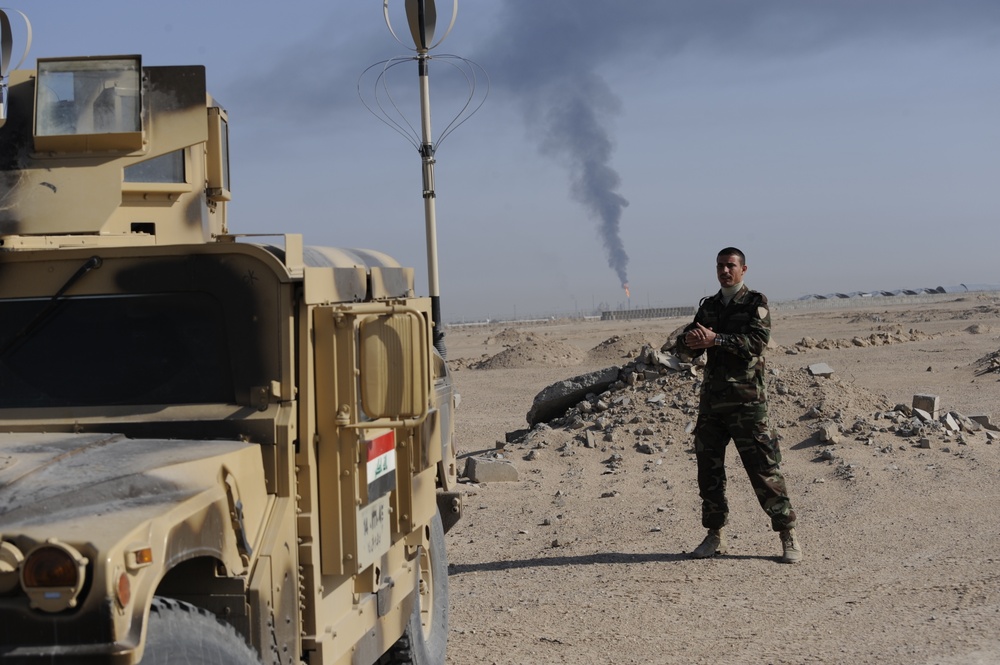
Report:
441,292,1000,665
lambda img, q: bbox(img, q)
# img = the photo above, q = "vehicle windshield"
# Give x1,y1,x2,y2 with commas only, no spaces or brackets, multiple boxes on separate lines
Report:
0,292,235,408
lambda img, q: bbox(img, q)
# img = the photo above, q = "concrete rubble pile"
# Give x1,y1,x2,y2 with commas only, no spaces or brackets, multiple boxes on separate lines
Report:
461,344,703,483
460,339,998,484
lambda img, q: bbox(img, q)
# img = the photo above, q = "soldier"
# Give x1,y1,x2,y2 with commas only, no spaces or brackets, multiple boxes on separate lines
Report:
674,247,801,563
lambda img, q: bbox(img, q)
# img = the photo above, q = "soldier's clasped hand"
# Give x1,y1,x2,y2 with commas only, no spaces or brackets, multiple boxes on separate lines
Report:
685,322,717,349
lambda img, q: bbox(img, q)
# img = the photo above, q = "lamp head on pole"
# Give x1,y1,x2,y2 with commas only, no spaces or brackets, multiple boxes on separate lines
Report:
384,0,457,54
406,0,436,53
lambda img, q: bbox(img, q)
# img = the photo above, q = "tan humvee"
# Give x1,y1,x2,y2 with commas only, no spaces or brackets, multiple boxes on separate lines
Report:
0,53,461,664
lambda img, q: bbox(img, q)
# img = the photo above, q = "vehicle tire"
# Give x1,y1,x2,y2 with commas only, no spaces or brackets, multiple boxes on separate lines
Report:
141,597,262,664
381,511,449,664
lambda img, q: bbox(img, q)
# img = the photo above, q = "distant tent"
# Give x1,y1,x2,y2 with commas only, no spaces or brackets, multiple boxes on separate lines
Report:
796,284,1000,301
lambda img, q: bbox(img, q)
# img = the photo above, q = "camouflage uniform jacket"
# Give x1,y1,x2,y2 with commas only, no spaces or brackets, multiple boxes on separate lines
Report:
675,285,770,412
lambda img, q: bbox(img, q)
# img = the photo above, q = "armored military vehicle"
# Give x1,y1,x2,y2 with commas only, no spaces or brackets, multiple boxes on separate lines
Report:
0,26,461,665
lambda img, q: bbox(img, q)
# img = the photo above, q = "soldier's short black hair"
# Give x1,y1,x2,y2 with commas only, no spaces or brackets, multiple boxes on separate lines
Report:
717,247,746,266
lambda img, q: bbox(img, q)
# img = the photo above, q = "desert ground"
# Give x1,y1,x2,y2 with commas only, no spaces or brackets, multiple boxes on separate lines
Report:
440,292,1000,665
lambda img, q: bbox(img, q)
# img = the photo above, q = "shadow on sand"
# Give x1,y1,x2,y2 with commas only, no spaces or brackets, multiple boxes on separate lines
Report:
448,550,782,575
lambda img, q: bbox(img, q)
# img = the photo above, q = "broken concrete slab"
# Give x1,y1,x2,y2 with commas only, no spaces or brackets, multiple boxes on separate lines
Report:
949,411,980,432
638,345,700,373
646,393,666,405
654,351,688,371
808,363,834,377
526,366,621,426
969,414,1000,432
912,394,940,420
463,455,519,483
943,412,960,432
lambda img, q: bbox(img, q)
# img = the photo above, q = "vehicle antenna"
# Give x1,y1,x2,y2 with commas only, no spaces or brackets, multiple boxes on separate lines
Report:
362,0,487,355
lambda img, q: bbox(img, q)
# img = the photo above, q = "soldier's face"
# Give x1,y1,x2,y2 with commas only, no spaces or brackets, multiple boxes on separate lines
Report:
716,254,747,287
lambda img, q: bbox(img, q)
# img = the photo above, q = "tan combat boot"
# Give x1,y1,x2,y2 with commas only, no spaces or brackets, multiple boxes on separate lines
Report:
690,528,727,558
780,528,802,564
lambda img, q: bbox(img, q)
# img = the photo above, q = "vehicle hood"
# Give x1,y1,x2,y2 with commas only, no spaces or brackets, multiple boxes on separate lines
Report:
0,432,258,542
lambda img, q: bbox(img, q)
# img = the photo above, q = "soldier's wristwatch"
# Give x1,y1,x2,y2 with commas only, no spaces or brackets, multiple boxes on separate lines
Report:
714,334,724,346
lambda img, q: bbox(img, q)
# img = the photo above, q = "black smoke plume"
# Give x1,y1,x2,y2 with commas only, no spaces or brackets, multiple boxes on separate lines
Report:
477,2,631,289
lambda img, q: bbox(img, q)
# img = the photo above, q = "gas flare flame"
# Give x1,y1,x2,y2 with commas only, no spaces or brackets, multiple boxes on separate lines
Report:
623,283,630,299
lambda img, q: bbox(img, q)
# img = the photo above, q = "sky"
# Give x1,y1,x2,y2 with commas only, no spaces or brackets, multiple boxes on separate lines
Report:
6,1,1000,322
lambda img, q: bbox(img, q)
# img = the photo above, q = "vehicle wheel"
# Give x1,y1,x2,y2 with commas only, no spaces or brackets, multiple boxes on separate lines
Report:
382,511,449,664
141,597,262,664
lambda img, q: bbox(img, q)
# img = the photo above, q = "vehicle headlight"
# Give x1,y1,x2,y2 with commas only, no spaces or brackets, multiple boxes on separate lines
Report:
0,541,25,594
20,540,88,612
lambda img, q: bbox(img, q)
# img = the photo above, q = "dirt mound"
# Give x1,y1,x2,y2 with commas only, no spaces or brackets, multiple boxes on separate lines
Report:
484,327,527,347
787,326,936,351
848,312,886,324
954,304,1000,320
767,359,894,431
587,332,660,361
471,338,585,370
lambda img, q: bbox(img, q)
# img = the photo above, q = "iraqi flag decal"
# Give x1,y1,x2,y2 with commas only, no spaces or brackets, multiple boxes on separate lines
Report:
366,430,397,501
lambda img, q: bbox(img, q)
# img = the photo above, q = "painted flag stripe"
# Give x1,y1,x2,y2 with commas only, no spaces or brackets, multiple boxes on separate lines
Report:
367,448,397,480
368,470,396,502
367,431,395,461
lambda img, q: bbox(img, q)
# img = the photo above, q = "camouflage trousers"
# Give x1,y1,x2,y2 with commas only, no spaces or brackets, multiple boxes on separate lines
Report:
694,403,797,532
